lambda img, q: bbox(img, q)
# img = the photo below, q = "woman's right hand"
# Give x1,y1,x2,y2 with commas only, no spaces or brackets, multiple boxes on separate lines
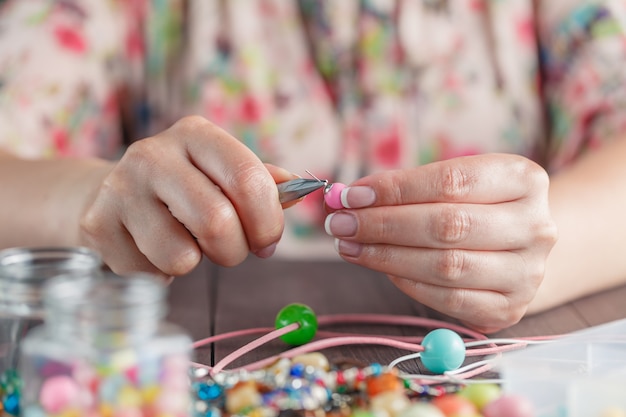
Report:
79,116,295,278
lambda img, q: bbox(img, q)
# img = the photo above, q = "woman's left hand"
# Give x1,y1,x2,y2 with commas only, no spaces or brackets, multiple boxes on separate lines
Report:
324,154,558,333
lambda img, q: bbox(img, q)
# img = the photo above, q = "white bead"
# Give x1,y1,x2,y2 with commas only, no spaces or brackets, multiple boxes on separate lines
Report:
398,403,446,417
370,391,411,417
291,353,330,371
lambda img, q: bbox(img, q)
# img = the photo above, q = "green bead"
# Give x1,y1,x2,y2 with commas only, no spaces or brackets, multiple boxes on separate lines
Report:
420,329,466,374
275,303,318,346
459,383,501,410
352,410,377,417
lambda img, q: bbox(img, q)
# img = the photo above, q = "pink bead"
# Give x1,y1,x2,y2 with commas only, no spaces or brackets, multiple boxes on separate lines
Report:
324,183,347,209
124,366,139,385
483,394,536,417
113,408,143,417
39,375,80,414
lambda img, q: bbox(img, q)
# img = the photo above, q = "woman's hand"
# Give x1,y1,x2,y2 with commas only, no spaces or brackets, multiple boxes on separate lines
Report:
324,154,558,333
80,116,295,278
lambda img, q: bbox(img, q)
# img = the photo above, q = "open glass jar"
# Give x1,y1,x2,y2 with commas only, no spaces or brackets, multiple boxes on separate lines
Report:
19,271,193,417
0,247,102,416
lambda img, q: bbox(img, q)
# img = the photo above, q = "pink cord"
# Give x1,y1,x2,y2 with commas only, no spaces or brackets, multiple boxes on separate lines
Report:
192,327,275,349
210,324,299,375
194,311,561,381
317,314,488,340
219,335,425,373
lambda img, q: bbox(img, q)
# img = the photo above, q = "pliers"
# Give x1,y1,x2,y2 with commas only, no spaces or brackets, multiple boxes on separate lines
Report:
276,177,329,204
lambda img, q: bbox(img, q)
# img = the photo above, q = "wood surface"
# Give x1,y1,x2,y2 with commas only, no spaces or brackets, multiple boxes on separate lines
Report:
167,256,626,374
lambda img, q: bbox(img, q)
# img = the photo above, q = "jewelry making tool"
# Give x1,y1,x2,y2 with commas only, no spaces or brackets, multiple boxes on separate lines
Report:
276,171,330,204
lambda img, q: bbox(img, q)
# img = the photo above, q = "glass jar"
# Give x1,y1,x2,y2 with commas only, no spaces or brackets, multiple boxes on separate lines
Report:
0,247,102,416
19,272,193,417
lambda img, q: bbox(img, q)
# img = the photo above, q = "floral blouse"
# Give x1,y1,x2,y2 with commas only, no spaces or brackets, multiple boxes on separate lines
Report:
1,0,625,257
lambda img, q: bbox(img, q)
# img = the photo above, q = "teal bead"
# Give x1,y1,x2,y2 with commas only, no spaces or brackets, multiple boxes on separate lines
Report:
195,381,223,401
3,392,20,416
420,329,466,374
275,303,318,346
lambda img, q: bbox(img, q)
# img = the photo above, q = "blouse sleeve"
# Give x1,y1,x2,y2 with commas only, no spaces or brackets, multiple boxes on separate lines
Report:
0,0,135,159
539,0,626,172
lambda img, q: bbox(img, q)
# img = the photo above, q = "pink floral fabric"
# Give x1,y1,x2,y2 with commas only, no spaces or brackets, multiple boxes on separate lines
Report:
1,0,625,256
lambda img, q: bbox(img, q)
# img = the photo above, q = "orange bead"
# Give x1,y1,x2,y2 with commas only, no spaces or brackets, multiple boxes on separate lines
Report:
431,394,478,417
226,381,262,414
366,372,401,397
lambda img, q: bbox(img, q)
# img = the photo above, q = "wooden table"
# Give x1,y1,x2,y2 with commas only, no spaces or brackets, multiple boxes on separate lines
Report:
167,256,626,374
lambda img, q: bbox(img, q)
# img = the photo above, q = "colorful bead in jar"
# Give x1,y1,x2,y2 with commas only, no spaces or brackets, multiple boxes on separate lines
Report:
19,272,193,417
0,246,102,416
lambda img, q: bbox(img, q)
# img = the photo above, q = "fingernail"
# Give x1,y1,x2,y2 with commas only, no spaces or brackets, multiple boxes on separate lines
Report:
324,212,358,237
341,186,376,208
254,242,278,258
334,238,363,257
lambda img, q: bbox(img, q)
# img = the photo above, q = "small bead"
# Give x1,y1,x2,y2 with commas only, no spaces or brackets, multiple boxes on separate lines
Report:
140,384,160,404
275,303,318,346
397,403,445,417
431,386,448,397
111,407,140,417
289,363,305,378
482,394,535,417
309,384,331,407
370,390,411,417
0,369,21,392
3,392,19,416
354,368,365,385
291,353,330,371
206,406,222,417
195,382,223,401
431,394,477,416
370,363,383,377
324,183,347,209
366,373,401,397
420,329,466,374
225,381,262,414
458,383,501,410
39,375,80,414
117,386,142,408
352,410,377,417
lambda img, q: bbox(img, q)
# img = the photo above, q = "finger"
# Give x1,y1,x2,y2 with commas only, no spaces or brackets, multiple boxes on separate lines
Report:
388,276,527,333
265,164,302,209
325,201,534,250
169,117,284,251
80,209,166,278
333,241,529,293
265,163,297,184
346,154,549,206
145,162,251,267
120,196,205,275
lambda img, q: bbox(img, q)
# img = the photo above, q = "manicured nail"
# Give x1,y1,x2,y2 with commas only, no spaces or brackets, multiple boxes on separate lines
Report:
341,186,376,208
254,242,277,258
324,212,357,237
334,239,363,257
